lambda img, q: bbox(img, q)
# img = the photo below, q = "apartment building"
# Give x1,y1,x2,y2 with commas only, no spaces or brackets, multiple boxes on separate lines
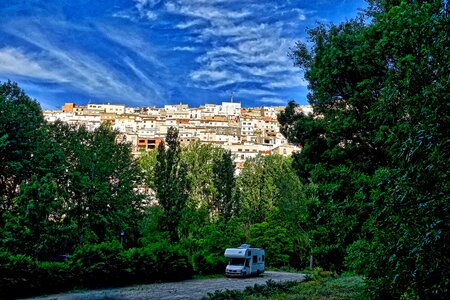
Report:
44,101,307,168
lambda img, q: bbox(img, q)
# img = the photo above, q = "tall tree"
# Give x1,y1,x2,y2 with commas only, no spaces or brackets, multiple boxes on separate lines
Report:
235,155,304,226
154,127,189,242
284,0,449,297
67,124,144,244
0,81,45,214
212,150,236,222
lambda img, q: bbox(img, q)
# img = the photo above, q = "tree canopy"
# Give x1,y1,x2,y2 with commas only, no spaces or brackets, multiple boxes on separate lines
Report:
282,0,449,297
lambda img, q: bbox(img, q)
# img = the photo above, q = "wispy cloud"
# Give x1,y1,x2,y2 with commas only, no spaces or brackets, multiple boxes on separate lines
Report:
292,8,307,21
190,69,246,89
258,97,287,105
1,20,160,103
0,47,67,82
175,19,204,29
173,46,198,52
238,88,277,97
0,0,364,107
156,0,306,96
134,0,160,20
265,76,308,89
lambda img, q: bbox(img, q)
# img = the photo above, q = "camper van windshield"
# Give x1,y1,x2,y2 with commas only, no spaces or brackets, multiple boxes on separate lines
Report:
229,258,246,266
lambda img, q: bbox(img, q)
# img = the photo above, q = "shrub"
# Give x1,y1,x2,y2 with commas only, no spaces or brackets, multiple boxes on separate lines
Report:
203,280,298,300
193,253,227,275
0,242,194,298
126,241,193,283
70,241,129,287
0,251,74,299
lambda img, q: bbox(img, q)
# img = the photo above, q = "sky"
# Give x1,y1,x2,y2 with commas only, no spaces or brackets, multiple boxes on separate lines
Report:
0,0,366,110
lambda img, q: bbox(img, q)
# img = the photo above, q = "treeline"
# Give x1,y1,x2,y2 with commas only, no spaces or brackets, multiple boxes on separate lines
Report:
0,81,316,298
281,0,449,299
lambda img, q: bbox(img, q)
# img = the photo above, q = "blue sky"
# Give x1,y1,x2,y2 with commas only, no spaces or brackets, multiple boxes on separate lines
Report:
0,0,366,109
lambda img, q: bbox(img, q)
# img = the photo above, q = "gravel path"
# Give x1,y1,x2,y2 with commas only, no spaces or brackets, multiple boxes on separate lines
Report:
27,271,306,300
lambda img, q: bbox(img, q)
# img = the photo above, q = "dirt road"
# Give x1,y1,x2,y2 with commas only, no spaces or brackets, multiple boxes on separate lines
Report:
28,271,306,300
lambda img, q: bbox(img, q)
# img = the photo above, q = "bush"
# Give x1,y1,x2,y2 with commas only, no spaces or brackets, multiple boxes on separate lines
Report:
71,240,129,287
126,241,193,283
0,251,74,299
203,280,298,300
0,242,194,298
193,253,227,275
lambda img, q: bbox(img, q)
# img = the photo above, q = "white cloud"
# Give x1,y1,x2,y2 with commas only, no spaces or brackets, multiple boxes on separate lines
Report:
125,0,306,92
238,88,277,96
165,2,250,22
97,25,166,69
175,19,204,29
292,8,307,21
191,69,242,83
134,0,160,20
2,21,160,102
123,57,166,100
173,46,198,52
258,97,287,105
0,47,66,82
265,76,308,89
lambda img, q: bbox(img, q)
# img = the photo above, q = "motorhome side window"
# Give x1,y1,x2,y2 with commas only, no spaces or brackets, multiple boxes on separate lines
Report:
253,256,257,263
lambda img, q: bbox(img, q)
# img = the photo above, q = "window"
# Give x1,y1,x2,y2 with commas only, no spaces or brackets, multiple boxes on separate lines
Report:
229,258,245,266
253,256,257,263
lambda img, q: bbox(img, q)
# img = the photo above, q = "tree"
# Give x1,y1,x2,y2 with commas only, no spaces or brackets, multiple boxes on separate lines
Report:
212,150,236,222
234,154,311,268
285,0,449,297
236,155,303,225
65,124,144,245
154,127,189,242
0,81,45,214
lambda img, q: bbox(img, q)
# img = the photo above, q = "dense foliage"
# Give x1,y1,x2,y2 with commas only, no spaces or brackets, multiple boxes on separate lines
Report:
282,0,449,298
0,81,317,297
0,242,192,299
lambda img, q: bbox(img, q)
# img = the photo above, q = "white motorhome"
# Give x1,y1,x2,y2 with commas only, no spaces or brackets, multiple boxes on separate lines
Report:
224,244,265,277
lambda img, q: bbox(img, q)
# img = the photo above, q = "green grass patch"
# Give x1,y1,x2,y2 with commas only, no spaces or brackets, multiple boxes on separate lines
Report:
202,272,366,300
281,273,366,300
193,274,226,280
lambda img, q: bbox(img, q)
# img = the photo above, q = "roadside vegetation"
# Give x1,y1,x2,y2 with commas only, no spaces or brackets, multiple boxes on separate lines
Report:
0,0,448,299
203,271,365,300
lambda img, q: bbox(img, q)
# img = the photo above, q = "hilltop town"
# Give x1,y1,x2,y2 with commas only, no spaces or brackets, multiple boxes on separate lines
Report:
44,101,312,168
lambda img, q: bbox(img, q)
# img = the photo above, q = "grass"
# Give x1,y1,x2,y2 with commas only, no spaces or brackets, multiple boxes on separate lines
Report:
193,273,226,280
250,272,366,300
288,273,365,299
202,270,366,300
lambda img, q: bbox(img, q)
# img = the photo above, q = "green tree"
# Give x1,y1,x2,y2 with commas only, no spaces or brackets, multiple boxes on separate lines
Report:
178,141,223,255
2,174,73,260
234,154,311,268
154,127,189,242
285,0,449,297
212,150,236,222
44,123,144,247
137,148,158,189
236,155,303,225
0,81,45,214
181,141,223,214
